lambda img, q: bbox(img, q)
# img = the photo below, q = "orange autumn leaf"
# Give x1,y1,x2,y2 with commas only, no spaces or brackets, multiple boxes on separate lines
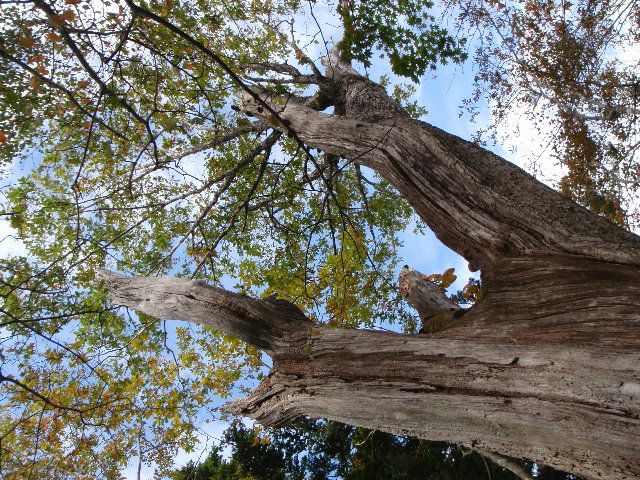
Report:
29,76,41,90
47,32,62,42
18,36,36,48
463,284,480,295
28,54,46,64
62,9,76,22
50,9,76,26
50,15,66,27
0,131,7,144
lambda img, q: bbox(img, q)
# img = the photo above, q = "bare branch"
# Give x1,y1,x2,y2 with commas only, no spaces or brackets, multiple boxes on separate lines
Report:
95,269,312,354
473,448,536,480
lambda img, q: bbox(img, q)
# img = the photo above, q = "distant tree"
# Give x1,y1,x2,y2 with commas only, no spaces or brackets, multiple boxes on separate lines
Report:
173,420,583,480
445,0,640,228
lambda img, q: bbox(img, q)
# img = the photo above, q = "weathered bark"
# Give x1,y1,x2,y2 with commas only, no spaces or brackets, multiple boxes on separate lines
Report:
95,270,311,354
398,265,463,333
98,51,640,479
99,268,640,480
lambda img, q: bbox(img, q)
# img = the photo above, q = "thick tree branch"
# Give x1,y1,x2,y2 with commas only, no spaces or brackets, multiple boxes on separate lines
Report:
240,87,640,269
95,269,311,354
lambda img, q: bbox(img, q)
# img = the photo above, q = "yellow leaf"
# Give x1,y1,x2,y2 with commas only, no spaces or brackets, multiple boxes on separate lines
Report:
440,273,457,289
443,267,455,276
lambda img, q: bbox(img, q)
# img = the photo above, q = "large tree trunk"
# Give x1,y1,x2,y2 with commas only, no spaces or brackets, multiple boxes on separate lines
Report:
97,52,640,480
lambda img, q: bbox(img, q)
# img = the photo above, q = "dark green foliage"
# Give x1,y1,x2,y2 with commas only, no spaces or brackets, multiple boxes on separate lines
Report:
173,419,583,480
338,0,467,81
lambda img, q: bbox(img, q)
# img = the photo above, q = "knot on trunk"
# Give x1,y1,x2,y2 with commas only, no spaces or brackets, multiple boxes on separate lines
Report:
320,44,409,122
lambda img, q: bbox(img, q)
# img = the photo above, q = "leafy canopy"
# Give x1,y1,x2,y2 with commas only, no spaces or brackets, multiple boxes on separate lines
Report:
448,0,640,229
338,0,467,82
0,0,465,477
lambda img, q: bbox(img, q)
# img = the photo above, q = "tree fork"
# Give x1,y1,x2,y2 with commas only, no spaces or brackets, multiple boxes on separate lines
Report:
96,268,640,480
97,52,640,480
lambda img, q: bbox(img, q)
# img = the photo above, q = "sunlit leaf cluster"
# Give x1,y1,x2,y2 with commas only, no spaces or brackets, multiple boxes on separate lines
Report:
338,0,468,82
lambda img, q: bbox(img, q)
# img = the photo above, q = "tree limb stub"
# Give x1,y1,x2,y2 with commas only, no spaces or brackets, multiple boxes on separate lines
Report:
398,266,463,333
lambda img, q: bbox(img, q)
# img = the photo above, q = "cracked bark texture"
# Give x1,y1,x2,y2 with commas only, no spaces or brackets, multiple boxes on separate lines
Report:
99,52,640,480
